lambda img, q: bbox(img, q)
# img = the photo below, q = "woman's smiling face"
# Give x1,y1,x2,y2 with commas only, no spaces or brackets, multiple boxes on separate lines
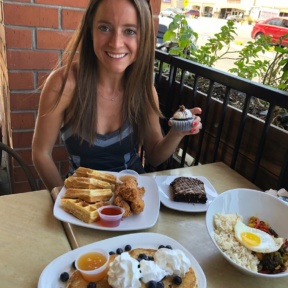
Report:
92,0,139,75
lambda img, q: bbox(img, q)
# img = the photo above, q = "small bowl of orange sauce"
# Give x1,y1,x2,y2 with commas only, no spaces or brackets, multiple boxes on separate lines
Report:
97,205,125,227
75,249,109,282
117,169,139,184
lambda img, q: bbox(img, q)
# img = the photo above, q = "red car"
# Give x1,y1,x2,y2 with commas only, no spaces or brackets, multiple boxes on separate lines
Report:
251,17,288,46
185,9,200,18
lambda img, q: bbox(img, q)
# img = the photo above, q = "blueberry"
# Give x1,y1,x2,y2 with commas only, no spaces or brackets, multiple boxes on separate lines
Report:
125,244,132,251
87,283,96,288
148,256,154,261
109,251,116,255
138,253,148,260
165,245,173,250
60,272,69,282
173,275,182,285
158,245,165,249
72,261,76,269
147,280,157,288
116,248,124,254
156,281,164,288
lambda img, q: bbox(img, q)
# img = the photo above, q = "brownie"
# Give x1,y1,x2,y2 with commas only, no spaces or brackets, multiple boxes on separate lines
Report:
170,177,207,204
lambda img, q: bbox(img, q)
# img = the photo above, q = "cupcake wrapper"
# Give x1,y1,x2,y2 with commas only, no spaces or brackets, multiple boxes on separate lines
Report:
170,118,194,131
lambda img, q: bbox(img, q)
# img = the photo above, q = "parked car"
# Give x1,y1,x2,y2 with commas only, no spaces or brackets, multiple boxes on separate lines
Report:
226,14,243,22
251,17,288,46
185,9,200,18
160,7,183,18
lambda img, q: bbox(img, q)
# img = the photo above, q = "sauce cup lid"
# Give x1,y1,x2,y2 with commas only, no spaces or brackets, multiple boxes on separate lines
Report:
117,169,139,184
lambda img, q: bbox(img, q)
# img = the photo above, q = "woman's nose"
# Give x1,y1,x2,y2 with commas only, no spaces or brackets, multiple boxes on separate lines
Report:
109,31,124,48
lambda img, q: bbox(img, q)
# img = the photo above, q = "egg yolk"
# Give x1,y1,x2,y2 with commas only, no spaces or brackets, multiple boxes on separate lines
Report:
241,232,261,247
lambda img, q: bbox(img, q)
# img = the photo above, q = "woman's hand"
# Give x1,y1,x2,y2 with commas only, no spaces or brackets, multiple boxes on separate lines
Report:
168,107,202,135
189,107,202,135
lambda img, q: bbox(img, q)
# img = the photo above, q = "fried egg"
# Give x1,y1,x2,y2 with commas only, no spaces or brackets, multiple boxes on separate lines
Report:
234,219,284,253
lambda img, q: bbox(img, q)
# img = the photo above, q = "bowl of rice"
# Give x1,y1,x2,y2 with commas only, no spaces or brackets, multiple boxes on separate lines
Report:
206,188,288,278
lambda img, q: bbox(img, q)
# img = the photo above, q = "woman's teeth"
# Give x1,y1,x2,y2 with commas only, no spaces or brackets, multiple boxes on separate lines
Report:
107,53,126,59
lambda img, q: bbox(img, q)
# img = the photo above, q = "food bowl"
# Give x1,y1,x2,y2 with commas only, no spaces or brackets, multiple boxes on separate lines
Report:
206,188,288,278
117,169,139,183
75,248,109,282
98,205,125,227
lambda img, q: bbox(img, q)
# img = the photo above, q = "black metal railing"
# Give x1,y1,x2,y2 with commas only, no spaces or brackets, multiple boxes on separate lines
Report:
154,49,288,190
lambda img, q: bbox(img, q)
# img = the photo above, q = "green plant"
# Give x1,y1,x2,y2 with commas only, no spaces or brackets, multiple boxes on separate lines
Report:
230,34,288,91
162,18,288,92
162,14,198,59
229,36,271,81
190,20,237,67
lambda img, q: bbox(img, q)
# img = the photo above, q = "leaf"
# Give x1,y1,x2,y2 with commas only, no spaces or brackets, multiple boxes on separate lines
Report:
163,31,176,42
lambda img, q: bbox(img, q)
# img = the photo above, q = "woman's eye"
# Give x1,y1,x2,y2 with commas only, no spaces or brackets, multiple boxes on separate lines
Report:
125,29,137,36
99,25,110,32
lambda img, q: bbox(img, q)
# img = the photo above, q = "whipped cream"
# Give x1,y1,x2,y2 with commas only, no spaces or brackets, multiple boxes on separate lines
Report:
107,252,142,288
154,248,191,277
173,105,193,120
139,260,167,283
108,248,191,287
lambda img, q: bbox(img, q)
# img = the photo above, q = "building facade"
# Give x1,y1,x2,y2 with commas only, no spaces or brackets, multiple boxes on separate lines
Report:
168,0,288,18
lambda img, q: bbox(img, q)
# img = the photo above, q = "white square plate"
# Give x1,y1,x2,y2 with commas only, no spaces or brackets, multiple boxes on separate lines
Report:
38,232,207,288
155,175,218,212
53,175,160,231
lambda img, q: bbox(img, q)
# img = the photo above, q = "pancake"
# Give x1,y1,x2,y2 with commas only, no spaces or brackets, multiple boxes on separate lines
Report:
66,248,197,288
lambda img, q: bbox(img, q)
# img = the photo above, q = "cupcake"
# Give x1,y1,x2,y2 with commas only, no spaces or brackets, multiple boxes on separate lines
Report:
169,105,194,131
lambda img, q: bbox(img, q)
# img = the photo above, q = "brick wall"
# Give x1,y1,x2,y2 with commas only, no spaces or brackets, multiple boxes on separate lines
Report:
3,0,161,193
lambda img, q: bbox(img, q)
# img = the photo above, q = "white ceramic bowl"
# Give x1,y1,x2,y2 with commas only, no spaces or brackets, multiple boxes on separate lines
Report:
206,188,288,278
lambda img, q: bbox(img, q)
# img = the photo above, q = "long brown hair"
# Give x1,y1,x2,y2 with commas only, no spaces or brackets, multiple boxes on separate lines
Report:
57,0,162,144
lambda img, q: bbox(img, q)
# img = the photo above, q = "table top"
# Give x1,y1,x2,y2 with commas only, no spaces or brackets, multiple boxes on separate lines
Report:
0,190,71,288
52,162,288,288
2,162,287,288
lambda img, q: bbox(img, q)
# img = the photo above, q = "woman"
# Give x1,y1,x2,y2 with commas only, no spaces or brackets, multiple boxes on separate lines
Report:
32,0,202,191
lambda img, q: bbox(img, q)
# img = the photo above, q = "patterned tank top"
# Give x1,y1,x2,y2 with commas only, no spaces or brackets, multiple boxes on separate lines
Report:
60,120,144,175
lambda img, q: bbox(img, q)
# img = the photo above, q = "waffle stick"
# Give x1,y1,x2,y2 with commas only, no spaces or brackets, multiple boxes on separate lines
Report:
74,167,117,184
61,198,109,223
64,176,115,190
63,188,113,203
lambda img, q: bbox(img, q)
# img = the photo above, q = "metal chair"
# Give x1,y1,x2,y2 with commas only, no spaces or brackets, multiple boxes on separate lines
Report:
0,142,38,192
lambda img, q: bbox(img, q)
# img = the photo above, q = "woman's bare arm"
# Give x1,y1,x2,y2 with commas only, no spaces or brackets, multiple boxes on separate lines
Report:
32,67,75,191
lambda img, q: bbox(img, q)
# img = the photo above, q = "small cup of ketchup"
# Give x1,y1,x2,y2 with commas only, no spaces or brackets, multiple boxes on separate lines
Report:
98,205,125,227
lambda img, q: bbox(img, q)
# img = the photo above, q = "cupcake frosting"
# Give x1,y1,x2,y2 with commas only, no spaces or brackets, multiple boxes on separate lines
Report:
173,105,193,120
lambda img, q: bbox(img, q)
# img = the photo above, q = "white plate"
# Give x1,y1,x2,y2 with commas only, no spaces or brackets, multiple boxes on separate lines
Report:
54,175,160,231
38,232,207,288
155,175,218,212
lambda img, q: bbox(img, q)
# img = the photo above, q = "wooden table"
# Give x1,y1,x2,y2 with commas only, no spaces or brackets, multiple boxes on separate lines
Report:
0,190,71,288
53,162,288,288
